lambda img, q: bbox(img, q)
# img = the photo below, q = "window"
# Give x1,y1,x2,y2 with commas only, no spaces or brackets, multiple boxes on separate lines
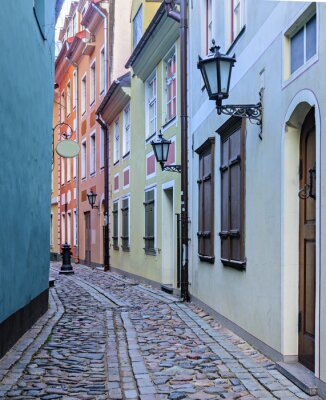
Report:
123,104,131,156
90,61,96,105
196,138,215,262
206,0,212,54
81,75,86,115
50,214,53,246
146,73,157,139
61,158,65,185
290,14,316,75
73,70,77,109
100,48,105,93
143,189,155,254
81,140,87,178
133,5,142,48
67,157,71,181
90,132,96,175
231,0,244,42
72,12,77,36
67,212,71,245
121,197,130,250
100,127,105,168
112,201,119,249
114,119,120,164
73,155,77,178
74,210,77,246
218,118,246,269
61,91,65,122
165,52,177,122
66,82,71,116
61,214,66,245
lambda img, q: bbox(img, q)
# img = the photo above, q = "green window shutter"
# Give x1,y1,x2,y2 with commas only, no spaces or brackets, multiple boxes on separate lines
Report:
112,202,119,248
144,190,155,251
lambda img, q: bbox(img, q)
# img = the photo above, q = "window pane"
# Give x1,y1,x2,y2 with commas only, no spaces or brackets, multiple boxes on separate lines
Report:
290,27,304,74
306,15,316,61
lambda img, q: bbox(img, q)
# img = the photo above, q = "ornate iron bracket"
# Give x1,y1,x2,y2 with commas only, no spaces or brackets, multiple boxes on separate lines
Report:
160,162,182,173
216,91,263,139
298,163,316,200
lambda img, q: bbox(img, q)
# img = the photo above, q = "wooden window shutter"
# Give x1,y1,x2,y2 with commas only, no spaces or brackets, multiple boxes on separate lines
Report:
218,117,246,269
144,190,155,253
121,198,129,250
195,137,215,263
112,202,119,249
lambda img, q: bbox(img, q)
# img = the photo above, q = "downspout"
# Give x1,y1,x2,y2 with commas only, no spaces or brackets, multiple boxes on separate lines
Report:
66,56,79,262
92,3,110,271
92,3,108,93
96,114,110,271
165,0,190,301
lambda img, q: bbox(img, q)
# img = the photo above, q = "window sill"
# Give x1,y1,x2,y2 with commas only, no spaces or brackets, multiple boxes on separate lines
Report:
122,246,130,252
113,160,120,167
81,177,87,182
100,89,104,96
113,245,119,251
198,254,215,264
282,54,318,90
90,100,95,108
123,151,130,160
221,258,246,270
162,116,176,132
226,25,246,55
145,132,156,144
82,111,86,117
90,172,96,178
144,248,157,256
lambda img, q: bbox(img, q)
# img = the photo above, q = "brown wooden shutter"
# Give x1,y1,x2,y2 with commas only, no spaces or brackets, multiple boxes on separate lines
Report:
112,201,119,248
196,138,215,262
121,198,129,250
218,117,246,269
144,190,155,252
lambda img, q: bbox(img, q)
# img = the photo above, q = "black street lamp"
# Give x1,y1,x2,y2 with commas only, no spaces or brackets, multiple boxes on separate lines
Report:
151,132,181,173
87,190,99,209
198,40,262,128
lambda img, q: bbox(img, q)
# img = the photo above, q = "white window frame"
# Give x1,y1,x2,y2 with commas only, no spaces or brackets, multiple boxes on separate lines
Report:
61,157,65,185
232,0,245,42
100,46,105,94
61,91,65,122
61,213,66,245
50,213,53,246
73,154,77,178
123,104,131,157
90,131,96,176
73,70,77,109
145,70,157,141
90,59,96,106
81,73,87,115
67,157,71,182
67,211,72,245
66,81,71,117
81,139,87,179
114,119,120,164
100,126,105,168
133,5,143,49
73,208,78,246
164,47,177,124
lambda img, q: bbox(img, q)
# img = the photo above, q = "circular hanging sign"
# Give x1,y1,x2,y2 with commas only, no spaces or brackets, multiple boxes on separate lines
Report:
56,140,80,158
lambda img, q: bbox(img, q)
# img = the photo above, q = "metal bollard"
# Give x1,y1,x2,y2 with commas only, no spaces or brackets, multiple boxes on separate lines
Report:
59,242,74,274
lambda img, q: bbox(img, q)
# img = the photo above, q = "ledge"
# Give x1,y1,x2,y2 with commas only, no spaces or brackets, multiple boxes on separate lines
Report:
276,362,318,396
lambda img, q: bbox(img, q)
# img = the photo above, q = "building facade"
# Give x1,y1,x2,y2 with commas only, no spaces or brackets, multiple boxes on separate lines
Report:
0,0,62,358
188,0,326,395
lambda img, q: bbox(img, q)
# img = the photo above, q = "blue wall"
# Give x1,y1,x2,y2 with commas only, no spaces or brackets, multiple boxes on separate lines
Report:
0,0,57,323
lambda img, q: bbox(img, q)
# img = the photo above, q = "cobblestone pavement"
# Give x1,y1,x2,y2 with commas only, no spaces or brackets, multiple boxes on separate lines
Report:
0,262,321,400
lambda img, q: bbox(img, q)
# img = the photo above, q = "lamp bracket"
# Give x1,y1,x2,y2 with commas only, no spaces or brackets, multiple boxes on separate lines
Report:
92,205,99,210
160,163,182,173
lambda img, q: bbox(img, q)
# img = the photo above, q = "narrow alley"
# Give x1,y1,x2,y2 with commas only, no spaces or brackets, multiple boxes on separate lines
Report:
0,263,320,400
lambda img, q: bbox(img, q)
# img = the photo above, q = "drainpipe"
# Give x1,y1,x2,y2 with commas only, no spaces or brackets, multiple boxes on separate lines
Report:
96,114,110,271
165,0,190,301
66,56,79,262
92,3,108,93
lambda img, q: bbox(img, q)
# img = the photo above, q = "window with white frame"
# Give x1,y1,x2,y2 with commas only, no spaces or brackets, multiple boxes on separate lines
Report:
289,13,316,75
61,158,65,185
90,132,96,175
123,104,131,156
114,119,120,164
100,127,105,168
50,214,53,246
100,48,105,93
90,61,96,105
81,75,86,114
66,81,71,116
72,12,77,36
74,210,77,245
231,0,244,42
81,140,87,178
146,73,157,139
61,91,65,122
73,155,77,178
165,51,177,122
121,197,130,250
73,70,77,109
133,5,142,48
67,157,71,181
206,0,212,54
67,212,71,245
61,214,66,244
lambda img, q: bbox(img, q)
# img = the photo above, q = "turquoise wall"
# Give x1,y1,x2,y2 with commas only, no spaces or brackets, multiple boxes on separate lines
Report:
0,0,57,323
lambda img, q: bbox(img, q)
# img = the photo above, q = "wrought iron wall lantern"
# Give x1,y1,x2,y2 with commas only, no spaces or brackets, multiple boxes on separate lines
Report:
151,132,181,173
197,40,263,135
87,190,99,209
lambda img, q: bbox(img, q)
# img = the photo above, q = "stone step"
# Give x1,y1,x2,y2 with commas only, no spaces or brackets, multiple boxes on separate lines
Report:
276,361,318,396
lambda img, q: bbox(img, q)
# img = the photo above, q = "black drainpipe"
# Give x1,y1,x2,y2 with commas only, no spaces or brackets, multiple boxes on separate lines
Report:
165,0,190,302
96,113,110,271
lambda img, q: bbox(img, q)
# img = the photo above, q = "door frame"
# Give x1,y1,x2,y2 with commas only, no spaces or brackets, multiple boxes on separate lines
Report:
281,90,321,377
161,180,175,285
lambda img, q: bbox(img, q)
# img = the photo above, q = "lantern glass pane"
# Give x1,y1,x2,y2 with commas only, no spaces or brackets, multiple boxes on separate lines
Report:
219,60,231,94
204,60,218,96
162,142,170,162
157,143,163,162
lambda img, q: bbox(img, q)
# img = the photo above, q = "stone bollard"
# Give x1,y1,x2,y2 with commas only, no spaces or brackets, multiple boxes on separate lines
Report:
59,242,74,274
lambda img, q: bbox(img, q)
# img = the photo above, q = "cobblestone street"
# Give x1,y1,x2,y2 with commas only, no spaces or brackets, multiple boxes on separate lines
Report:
0,263,321,400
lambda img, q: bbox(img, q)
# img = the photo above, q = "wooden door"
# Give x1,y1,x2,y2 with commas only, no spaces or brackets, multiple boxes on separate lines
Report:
299,109,316,372
85,212,91,267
